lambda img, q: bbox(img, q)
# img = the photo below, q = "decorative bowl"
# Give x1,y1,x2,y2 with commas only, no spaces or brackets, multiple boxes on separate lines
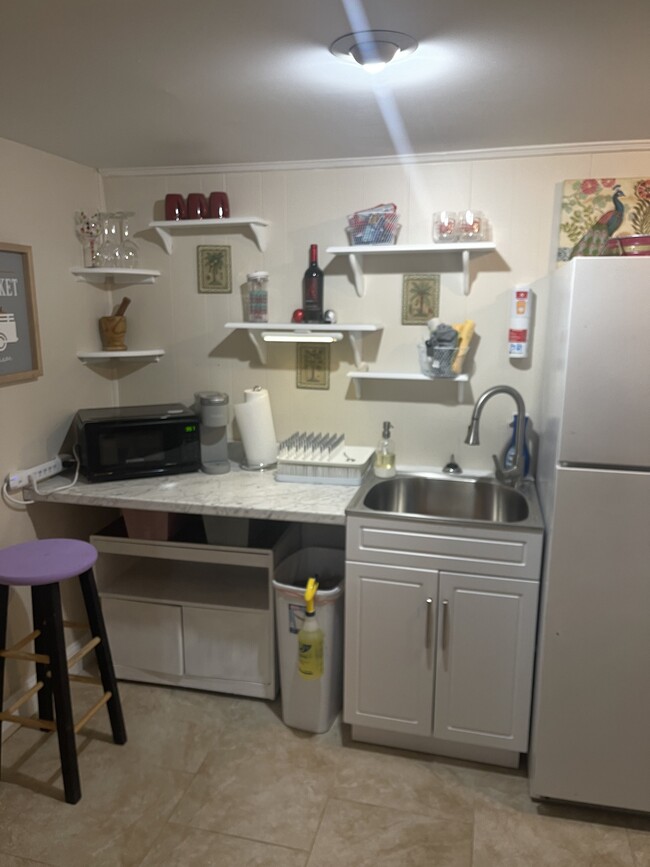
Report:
606,234,650,256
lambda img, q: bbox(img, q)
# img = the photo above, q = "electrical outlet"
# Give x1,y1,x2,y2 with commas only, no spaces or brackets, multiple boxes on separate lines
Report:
7,457,63,491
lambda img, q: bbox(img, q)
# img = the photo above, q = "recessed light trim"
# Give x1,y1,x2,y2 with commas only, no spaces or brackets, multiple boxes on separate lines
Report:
330,30,418,71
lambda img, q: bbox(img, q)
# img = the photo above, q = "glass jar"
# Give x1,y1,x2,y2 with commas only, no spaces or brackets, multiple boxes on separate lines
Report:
432,211,458,242
246,271,269,322
75,211,101,267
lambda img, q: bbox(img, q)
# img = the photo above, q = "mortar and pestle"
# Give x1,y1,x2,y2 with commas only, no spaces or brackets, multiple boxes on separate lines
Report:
99,297,131,351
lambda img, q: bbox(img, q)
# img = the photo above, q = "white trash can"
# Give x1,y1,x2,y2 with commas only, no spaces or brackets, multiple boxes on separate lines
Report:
273,547,344,733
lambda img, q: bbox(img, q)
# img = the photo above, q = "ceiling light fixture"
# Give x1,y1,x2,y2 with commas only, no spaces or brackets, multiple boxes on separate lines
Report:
330,30,418,73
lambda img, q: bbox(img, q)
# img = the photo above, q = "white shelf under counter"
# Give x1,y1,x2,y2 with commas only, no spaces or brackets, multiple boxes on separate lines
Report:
347,369,469,399
225,322,382,367
326,242,496,297
150,217,270,253
77,349,165,364
71,267,160,285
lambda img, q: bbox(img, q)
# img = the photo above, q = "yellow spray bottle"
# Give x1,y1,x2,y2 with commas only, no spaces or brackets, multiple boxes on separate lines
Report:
297,577,324,680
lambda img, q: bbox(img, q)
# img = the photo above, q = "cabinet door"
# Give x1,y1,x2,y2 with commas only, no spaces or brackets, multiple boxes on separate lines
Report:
101,597,184,676
344,562,437,735
433,572,538,752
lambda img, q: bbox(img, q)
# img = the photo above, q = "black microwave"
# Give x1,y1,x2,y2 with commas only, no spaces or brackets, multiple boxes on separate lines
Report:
74,404,201,482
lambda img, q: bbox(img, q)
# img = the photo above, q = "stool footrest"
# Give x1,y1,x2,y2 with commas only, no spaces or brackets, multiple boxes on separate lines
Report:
0,648,49,664
0,711,56,732
69,674,101,686
67,637,100,670
5,680,44,714
74,691,112,734
63,620,88,630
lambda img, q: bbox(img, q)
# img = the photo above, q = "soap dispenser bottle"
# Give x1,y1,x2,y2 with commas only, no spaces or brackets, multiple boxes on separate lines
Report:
374,421,397,478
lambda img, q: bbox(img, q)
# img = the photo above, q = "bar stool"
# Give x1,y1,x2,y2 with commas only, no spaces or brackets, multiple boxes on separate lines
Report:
0,539,127,804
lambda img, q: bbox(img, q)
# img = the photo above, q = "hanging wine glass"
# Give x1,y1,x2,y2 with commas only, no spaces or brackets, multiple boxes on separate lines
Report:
96,213,122,267
115,211,139,268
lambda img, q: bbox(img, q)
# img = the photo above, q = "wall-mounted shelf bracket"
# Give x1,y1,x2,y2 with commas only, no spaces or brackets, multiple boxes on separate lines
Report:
347,370,468,400
224,322,381,367
326,242,495,297
149,218,270,254
77,349,165,364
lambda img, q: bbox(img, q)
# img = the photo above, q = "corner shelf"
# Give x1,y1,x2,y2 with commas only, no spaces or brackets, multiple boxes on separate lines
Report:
347,370,469,400
149,217,270,254
77,350,165,364
71,267,160,285
326,242,496,297
224,322,382,367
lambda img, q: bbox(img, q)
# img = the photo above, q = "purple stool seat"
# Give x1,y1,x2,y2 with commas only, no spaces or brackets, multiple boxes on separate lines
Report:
0,539,97,586
0,537,126,804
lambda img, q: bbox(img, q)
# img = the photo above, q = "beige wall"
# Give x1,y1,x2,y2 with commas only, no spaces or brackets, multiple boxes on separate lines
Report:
103,147,649,472
0,139,117,701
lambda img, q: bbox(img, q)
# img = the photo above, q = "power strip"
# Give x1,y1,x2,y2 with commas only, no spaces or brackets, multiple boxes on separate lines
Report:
7,457,63,491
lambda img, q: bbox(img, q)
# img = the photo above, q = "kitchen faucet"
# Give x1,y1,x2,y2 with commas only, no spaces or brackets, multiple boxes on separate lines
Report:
464,385,527,487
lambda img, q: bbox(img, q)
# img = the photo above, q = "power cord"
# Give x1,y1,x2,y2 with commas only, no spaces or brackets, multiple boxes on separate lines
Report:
2,446,81,510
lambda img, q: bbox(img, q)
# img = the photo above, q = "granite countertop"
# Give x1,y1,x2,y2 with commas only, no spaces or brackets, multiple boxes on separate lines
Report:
31,462,357,525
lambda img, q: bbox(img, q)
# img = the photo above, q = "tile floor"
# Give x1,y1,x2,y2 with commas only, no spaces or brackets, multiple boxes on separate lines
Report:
0,681,648,866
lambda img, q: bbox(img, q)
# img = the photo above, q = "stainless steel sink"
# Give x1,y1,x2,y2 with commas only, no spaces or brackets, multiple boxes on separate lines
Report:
347,473,544,528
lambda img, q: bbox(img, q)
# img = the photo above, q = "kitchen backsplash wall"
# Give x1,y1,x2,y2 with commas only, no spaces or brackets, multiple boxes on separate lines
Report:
103,146,649,472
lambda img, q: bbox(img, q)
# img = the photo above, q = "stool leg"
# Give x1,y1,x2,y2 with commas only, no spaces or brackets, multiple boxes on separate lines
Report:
30,585,54,726
0,583,8,780
78,569,127,746
36,583,81,805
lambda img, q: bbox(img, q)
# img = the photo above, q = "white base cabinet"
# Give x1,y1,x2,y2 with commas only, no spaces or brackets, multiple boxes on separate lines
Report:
345,514,543,764
433,572,539,752
344,562,437,735
91,520,295,699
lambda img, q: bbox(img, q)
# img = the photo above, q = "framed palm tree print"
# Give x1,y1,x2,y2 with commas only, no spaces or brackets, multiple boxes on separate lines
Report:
197,245,232,293
402,273,440,324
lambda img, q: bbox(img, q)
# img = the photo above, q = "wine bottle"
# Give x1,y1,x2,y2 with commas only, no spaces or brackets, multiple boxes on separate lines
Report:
302,244,324,323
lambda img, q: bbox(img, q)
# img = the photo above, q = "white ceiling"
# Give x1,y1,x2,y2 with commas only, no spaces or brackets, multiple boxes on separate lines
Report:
2,0,648,170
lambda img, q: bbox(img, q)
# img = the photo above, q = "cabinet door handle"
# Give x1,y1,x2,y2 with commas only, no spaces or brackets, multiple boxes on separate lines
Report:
441,599,449,651
425,597,433,648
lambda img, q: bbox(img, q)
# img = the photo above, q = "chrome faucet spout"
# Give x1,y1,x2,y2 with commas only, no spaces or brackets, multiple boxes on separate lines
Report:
465,385,527,487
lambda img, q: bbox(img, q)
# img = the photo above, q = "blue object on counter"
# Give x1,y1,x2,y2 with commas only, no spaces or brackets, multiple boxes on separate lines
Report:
503,414,531,477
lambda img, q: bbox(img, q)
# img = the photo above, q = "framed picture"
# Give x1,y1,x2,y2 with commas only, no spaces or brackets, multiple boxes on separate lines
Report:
556,177,650,263
401,273,440,324
0,243,42,384
197,245,232,293
296,344,330,389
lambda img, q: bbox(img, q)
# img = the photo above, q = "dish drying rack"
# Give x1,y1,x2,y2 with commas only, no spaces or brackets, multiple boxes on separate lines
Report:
275,432,374,485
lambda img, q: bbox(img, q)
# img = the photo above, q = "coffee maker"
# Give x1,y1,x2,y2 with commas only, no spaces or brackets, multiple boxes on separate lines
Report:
195,392,230,474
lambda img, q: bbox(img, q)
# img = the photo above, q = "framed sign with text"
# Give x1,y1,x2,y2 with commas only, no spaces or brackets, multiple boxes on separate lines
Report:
0,243,42,384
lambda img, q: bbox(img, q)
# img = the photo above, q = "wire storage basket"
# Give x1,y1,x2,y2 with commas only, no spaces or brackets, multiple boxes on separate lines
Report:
346,203,400,245
417,342,467,378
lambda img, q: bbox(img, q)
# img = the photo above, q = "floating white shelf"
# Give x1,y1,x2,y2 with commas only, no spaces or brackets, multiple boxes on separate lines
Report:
326,242,496,297
224,322,382,367
347,370,469,400
77,350,165,364
71,267,160,285
149,217,270,253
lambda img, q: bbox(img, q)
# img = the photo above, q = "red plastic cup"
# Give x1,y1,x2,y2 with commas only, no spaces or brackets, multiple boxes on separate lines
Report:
208,192,230,219
186,193,208,219
164,194,186,221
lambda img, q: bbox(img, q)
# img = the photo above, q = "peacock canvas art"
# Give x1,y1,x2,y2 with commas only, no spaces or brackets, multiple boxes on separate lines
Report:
556,177,650,264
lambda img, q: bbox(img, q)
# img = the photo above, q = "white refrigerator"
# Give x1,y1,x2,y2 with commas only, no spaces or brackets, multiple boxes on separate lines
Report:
529,257,650,813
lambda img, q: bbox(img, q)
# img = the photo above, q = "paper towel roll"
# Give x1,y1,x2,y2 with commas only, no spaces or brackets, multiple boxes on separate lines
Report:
235,387,278,467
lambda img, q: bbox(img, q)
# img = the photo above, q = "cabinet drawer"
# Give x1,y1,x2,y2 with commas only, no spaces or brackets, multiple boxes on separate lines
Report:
183,606,272,684
102,597,183,676
347,516,542,580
